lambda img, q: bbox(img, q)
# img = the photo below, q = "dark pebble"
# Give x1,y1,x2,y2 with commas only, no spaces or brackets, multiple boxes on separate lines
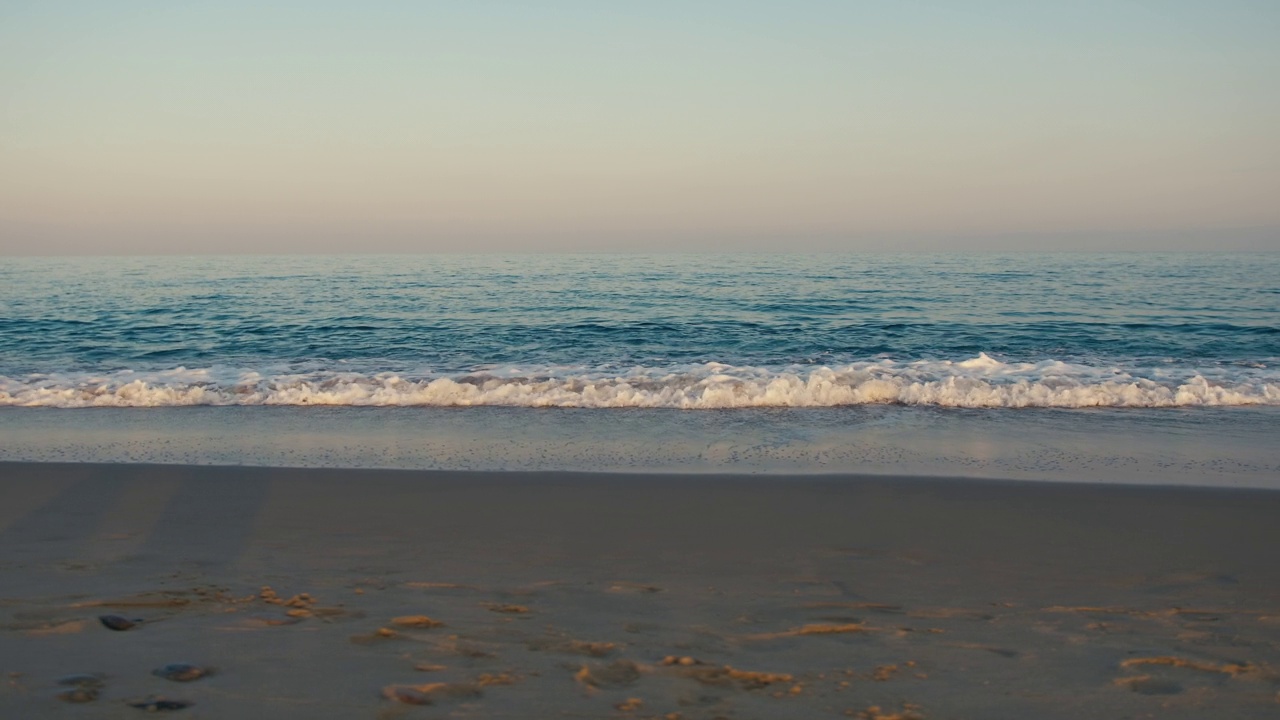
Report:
99,615,140,631
152,664,210,682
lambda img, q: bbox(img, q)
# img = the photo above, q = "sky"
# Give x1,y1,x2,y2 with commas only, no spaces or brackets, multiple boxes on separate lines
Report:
1,1,1278,254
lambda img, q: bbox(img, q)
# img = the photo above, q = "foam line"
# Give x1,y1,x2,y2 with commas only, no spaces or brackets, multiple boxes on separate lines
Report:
2,354,1276,409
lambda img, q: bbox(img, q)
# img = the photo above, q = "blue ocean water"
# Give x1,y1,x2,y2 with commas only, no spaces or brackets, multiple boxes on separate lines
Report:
0,253,1277,409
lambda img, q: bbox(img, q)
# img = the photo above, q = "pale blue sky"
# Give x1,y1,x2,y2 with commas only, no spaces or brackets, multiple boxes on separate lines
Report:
2,1,1277,253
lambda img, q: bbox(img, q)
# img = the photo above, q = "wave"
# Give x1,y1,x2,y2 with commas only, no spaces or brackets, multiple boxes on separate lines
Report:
2,355,1277,409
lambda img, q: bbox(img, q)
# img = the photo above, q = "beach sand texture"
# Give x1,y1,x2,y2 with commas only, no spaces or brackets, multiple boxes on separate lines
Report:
2,463,1278,719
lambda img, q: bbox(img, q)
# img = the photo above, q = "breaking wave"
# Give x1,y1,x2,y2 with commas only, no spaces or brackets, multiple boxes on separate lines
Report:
2,355,1277,409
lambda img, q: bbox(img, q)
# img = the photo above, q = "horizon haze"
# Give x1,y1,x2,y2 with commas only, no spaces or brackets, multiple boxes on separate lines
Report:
2,1,1278,255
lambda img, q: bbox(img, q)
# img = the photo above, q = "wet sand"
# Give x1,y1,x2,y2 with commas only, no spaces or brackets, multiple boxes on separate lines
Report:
1,463,1278,719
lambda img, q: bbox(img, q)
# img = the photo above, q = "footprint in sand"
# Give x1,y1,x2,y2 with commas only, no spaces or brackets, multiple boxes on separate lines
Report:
350,628,402,644
485,603,531,615
606,582,664,594
239,613,303,627
127,696,192,711
527,637,619,657
55,675,104,704
660,657,795,691
382,681,486,705
575,660,643,689
1115,675,1183,695
56,687,98,703
21,619,87,636
381,676,517,702
1112,655,1261,696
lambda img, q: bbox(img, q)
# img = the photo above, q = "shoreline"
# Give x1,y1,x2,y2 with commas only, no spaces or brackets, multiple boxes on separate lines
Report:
4,405,1277,489
3,463,1279,718
7,459,1280,492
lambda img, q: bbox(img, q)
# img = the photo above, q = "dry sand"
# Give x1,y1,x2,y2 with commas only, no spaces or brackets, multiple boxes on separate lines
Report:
1,463,1278,719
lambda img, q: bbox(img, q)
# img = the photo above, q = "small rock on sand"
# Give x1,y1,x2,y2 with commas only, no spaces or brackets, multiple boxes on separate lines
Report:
152,664,211,682
99,615,140,631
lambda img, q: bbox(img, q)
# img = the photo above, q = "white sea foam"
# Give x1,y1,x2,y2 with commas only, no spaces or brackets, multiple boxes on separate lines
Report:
1,354,1276,409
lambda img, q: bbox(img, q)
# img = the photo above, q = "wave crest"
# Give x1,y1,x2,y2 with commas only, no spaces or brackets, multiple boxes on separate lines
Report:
3,355,1277,409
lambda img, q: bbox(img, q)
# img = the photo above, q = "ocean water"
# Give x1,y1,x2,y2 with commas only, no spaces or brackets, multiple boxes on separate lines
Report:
1,253,1277,485
2,253,1277,408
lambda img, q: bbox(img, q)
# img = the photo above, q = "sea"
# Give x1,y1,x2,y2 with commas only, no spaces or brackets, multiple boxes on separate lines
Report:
1,253,1277,487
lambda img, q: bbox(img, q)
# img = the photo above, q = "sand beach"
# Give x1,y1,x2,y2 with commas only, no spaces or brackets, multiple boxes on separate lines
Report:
2,463,1277,718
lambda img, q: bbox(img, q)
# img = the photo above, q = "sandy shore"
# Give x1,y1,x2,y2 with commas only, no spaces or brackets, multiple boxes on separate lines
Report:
1,463,1278,718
